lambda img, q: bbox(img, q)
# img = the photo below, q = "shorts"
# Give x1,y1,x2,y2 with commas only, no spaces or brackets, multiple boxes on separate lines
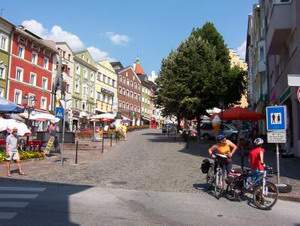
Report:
5,151,20,161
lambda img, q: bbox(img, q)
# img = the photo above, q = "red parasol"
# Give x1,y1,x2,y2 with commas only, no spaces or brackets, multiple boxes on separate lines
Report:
214,107,264,121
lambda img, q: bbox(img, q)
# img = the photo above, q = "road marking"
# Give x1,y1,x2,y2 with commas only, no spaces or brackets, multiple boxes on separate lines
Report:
0,187,46,192
0,212,17,220
0,194,38,199
0,202,29,208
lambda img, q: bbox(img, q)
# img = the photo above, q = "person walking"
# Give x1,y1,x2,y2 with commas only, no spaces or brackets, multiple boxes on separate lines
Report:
5,128,25,177
48,121,59,153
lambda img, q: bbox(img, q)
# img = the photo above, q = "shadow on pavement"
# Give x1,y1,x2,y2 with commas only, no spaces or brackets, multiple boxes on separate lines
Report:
0,177,92,226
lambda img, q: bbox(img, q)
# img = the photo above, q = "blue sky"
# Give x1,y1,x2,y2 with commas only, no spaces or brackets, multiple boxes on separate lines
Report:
1,0,256,75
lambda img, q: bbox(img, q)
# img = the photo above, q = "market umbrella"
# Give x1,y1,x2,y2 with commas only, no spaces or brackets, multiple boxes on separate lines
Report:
29,111,60,123
0,97,24,113
0,118,31,136
216,107,264,121
91,113,116,121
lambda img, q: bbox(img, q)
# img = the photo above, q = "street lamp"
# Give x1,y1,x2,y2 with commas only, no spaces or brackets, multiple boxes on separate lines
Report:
22,94,35,143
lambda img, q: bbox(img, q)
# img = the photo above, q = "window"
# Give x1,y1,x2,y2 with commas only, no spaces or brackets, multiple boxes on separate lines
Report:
97,92,101,100
18,45,25,58
31,52,38,64
126,90,129,96
90,88,94,98
0,66,5,79
28,94,35,107
40,97,47,110
76,65,80,74
103,75,107,83
42,77,48,90
90,73,94,81
44,57,49,69
15,67,23,81
14,90,22,104
29,73,37,86
97,73,101,81
112,80,115,87
0,34,8,51
75,79,80,93
119,87,122,94
83,69,88,79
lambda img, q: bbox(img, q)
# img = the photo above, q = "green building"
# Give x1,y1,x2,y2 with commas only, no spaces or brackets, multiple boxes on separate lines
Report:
73,50,97,129
0,17,14,98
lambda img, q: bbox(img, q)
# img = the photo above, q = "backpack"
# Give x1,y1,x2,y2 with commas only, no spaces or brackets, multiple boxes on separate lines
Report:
201,159,211,174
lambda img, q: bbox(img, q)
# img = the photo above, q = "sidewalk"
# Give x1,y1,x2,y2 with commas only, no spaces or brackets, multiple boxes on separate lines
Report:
185,139,300,202
0,135,126,184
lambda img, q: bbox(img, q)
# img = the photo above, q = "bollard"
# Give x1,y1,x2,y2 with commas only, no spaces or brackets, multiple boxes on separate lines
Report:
110,134,113,147
75,140,78,164
102,135,104,153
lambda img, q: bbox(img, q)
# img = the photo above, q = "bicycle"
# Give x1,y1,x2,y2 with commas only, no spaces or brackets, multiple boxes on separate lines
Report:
203,153,229,199
226,166,278,210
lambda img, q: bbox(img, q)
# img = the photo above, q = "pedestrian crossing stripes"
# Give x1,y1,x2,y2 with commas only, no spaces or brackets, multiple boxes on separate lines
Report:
0,186,46,220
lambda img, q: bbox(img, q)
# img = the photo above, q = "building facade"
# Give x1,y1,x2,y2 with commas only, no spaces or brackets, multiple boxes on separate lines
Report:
248,0,300,157
0,17,14,98
263,0,300,156
229,50,248,109
8,26,57,112
73,50,97,129
246,3,268,127
95,60,118,114
117,67,141,126
54,42,75,131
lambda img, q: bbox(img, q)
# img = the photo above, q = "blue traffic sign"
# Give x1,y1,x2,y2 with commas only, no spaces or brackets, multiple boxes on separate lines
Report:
266,106,287,131
55,107,64,119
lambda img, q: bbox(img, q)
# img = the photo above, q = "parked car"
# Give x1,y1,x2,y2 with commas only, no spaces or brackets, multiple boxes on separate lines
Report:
200,122,238,141
162,123,177,134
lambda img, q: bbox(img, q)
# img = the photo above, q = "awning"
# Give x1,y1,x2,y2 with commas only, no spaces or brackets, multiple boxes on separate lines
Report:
0,97,24,113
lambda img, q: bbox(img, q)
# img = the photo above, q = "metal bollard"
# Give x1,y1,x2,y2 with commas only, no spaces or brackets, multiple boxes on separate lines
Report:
102,135,104,153
75,140,78,164
110,134,113,147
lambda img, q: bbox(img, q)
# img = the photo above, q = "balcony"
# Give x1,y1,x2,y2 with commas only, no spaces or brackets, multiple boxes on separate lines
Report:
266,2,293,55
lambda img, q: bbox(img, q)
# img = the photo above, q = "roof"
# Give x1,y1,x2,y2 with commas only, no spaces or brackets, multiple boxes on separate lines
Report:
110,61,124,73
118,66,141,83
15,27,57,53
133,58,145,75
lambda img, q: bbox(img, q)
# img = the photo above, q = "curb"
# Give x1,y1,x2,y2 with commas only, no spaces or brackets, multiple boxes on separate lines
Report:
278,195,300,203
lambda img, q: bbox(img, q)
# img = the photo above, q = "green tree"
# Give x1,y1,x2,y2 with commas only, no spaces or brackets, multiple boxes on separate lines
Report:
155,22,247,137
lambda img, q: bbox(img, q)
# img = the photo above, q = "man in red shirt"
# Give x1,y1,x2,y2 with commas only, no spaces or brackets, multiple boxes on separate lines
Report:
249,138,265,171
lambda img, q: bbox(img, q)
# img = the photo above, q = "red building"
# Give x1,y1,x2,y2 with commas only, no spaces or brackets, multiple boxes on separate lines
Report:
117,66,142,126
8,27,57,112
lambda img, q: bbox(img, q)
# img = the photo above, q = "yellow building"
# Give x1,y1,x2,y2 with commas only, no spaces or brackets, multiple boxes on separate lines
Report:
229,50,248,108
95,60,118,113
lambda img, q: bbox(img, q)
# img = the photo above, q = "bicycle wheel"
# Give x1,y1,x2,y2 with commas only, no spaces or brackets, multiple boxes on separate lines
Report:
253,182,278,210
206,166,214,186
214,169,223,199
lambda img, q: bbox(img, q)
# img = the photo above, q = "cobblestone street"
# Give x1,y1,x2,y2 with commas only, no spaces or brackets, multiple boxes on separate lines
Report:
5,129,208,193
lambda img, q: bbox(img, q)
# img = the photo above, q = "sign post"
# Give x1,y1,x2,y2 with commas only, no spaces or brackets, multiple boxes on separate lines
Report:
266,106,287,185
55,107,65,166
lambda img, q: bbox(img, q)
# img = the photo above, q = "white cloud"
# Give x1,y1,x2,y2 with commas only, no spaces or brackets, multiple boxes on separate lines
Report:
149,70,158,83
21,19,113,59
105,32,130,46
22,19,47,37
87,46,112,61
47,25,84,51
236,41,246,60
